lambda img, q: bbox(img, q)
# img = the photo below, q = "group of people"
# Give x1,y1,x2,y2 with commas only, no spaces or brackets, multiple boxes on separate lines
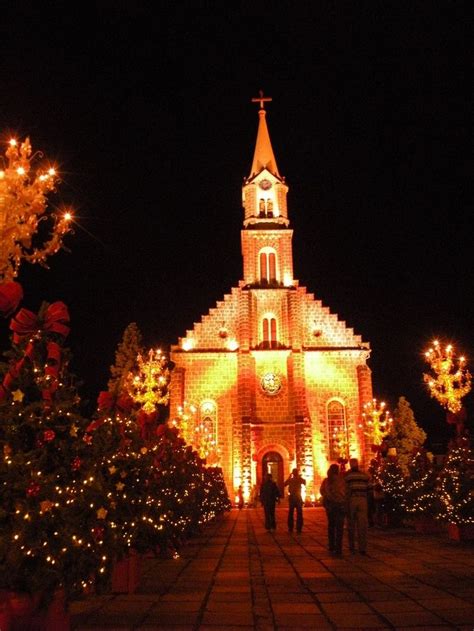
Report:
259,467,306,533
258,458,370,556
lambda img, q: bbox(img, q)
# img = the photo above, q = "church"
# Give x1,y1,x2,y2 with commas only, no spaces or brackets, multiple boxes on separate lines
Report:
170,95,374,502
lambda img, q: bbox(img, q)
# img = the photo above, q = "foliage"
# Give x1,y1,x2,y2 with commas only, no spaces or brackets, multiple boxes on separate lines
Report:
108,322,144,397
387,397,427,475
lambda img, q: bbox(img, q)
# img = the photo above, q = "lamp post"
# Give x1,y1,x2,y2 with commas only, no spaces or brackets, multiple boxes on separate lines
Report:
0,137,72,283
423,339,471,436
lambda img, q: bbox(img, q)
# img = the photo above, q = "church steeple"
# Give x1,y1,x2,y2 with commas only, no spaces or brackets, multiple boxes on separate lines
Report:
241,94,294,288
249,91,280,178
242,92,289,228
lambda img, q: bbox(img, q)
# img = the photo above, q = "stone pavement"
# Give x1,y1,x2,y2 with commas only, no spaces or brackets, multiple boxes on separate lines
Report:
71,506,474,630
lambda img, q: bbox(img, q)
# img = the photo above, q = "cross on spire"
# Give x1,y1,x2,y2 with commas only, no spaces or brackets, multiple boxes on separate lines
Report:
251,90,272,110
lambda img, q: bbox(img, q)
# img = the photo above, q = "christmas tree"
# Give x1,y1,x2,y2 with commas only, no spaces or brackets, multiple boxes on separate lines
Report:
403,448,439,518
108,322,144,397
435,438,474,526
376,456,408,526
387,397,427,475
0,302,116,602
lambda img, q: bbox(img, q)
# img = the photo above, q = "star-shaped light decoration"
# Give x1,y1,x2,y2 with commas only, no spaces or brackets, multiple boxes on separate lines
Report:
108,465,117,475
96,507,108,520
115,482,125,491
12,389,24,402
69,425,78,437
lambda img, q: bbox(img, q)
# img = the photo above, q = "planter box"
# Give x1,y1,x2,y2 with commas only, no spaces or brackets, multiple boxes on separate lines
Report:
414,516,442,534
6,589,69,631
111,550,141,593
448,522,474,542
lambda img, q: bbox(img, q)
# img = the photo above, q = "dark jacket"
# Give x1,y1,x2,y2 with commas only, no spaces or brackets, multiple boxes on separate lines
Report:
260,479,281,505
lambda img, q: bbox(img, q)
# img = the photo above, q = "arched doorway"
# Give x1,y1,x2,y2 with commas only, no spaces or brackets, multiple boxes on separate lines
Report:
262,451,284,496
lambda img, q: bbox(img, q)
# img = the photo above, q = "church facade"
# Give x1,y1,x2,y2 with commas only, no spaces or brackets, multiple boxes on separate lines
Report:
170,98,373,501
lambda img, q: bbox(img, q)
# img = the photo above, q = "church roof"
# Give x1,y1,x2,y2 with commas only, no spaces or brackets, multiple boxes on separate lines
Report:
250,107,280,179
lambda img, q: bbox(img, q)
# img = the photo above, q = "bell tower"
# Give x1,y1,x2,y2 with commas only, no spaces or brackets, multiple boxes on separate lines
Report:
241,92,294,288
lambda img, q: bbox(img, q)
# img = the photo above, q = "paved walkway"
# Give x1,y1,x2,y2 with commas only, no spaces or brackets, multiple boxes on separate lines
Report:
71,506,474,630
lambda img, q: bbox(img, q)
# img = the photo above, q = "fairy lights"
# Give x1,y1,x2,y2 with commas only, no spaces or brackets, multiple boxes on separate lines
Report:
423,339,471,414
0,137,73,282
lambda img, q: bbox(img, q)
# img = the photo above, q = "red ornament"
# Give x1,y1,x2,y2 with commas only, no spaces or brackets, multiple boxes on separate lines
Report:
91,525,105,542
83,434,92,444
27,482,40,497
43,430,55,442
0,281,23,317
71,457,81,471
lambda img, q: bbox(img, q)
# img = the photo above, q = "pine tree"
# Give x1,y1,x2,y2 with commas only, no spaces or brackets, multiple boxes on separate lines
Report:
108,322,144,397
0,302,116,602
435,438,474,526
377,456,407,526
403,448,439,517
387,397,427,475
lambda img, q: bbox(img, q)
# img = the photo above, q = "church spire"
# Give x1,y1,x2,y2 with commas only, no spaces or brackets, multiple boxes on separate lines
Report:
249,91,280,178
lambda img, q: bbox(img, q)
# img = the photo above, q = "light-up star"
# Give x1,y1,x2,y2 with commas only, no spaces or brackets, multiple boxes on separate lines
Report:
12,389,24,402
116,482,125,491
96,507,108,520
69,425,78,437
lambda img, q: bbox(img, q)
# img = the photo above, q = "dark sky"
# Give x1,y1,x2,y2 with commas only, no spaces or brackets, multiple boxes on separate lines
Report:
1,4,472,449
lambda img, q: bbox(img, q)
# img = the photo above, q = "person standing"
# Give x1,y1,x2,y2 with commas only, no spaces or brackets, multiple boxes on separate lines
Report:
259,473,281,530
345,457,370,554
237,485,244,510
284,467,305,533
320,463,346,556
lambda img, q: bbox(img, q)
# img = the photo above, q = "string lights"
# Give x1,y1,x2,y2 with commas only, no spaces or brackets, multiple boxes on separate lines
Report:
0,137,73,282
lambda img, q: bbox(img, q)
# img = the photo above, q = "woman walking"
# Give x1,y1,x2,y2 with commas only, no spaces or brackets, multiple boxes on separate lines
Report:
320,464,346,556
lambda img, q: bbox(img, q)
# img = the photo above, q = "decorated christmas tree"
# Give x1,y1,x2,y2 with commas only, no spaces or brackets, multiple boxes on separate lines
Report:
0,302,116,603
387,397,427,475
403,448,439,518
435,438,474,526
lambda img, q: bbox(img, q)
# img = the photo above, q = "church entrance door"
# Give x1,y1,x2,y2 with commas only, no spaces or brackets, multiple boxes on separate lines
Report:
262,451,284,497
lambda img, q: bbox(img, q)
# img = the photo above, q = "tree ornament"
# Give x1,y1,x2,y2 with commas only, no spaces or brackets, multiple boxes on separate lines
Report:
27,482,41,497
0,281,23,316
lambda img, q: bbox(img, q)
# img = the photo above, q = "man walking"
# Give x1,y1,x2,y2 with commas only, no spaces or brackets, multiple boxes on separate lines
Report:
259,473,280,531
284,467,305,533
345,457,370,554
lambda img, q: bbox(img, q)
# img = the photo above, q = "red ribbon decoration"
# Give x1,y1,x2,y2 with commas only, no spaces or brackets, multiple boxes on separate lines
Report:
0,302,70,404
10,301,70,343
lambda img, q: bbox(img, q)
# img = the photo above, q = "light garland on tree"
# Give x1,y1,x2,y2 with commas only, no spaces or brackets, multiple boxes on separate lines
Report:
423,339,471,414
0,137,73,282
171,401,197,445
125,349,170,413
361,398,393,447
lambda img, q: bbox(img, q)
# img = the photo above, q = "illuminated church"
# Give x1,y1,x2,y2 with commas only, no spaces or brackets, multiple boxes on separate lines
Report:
170,95,373,500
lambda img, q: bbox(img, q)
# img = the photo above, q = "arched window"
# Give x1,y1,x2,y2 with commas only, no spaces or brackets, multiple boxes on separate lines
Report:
327,400,348,461
262,316,277,349
259,248,277,284
198,401,219,464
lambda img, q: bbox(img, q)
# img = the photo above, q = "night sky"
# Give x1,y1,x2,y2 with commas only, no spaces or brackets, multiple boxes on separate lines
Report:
1,4,472,450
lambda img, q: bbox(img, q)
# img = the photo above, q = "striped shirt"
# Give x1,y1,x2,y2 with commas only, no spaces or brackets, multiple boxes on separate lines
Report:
345,469,369,498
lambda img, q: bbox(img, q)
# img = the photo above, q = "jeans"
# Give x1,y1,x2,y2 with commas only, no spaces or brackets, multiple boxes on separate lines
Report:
347,497,368,552
325,502,345,553
288,497,303,532
263,502,277,530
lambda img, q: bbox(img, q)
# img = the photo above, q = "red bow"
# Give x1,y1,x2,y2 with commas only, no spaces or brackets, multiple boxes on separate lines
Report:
10,301,70,343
